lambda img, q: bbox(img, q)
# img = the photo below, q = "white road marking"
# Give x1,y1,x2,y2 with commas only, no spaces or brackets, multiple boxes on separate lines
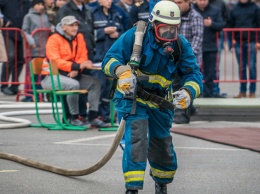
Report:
54,135,245,151
54,134,116,144
175,147,243,151
0,170,19,173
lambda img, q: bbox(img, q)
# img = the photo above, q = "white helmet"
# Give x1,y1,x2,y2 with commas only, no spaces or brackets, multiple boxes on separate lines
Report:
149,1,180,43
149,1,181,25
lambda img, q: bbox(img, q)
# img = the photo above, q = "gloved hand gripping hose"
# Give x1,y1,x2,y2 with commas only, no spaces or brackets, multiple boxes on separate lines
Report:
0,119,125,176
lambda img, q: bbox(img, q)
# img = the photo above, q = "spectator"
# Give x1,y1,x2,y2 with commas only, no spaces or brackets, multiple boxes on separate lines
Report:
21,0,51,102
172,0,203,124
90,0,124,124
88,0,129,31
210,0,229,98
194,0,224,98
227,0,260,98
44,0,69,28
44,0,56,29
128,0,149,29
23,0,50,59
41,16,110,127
56,0,95,123
0,0,31,96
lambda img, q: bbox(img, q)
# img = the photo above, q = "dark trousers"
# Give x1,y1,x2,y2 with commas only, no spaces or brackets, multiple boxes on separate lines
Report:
90,70,110,120
1,36,24,92
202,51,217,97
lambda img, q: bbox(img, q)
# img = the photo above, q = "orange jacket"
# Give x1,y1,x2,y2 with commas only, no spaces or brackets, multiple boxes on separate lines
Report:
42,32,88,74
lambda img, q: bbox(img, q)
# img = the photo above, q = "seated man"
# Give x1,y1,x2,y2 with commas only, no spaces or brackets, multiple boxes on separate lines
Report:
41,15,110,128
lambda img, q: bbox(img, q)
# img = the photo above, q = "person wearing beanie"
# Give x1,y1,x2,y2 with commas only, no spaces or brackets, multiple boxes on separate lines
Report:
32,0,45,7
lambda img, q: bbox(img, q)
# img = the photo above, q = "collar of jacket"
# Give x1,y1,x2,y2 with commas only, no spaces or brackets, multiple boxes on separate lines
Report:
68,0,86,11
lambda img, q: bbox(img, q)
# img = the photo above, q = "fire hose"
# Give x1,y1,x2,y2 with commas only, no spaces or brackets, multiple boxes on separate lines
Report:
0,102,125,176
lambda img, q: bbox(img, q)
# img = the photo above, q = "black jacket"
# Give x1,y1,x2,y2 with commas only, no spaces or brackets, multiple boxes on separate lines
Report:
194,4,224,52
0,0,31,41
55,0,95,60
227,0,260,43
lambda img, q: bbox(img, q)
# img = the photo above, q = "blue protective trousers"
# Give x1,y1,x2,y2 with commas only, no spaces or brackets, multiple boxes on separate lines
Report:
114,98,178,190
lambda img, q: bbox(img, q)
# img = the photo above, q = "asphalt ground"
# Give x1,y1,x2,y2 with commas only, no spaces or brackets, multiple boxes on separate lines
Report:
1,48,260,194
0,97,260,194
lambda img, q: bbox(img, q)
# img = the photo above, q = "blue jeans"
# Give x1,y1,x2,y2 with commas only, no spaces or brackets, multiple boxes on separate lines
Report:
234,42,257,93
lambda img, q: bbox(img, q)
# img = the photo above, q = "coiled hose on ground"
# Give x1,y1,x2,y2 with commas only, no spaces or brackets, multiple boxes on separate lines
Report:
0,102,125,176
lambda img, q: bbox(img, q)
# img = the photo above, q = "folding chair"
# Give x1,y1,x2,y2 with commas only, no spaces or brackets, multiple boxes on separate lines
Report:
29,57,89,130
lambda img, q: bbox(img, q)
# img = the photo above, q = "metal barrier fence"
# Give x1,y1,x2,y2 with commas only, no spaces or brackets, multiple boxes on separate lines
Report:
0,28,259,101
217,28,259,83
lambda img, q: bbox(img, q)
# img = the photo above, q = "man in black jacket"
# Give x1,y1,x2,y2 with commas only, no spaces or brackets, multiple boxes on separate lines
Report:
194,0,224,97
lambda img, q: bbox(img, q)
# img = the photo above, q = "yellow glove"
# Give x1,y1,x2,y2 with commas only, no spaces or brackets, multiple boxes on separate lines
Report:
118,70,136,94
172,89,191,109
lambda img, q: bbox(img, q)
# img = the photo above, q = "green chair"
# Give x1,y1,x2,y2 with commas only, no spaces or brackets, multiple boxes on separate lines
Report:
29,57,88,130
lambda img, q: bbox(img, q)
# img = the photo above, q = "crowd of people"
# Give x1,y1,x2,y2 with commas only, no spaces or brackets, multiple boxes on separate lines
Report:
0,0,260,126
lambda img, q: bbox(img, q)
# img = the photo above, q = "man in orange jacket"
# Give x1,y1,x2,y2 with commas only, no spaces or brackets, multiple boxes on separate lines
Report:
41,15,110,127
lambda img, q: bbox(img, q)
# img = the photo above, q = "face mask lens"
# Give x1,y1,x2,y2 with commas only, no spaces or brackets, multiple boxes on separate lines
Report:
155,24,178,42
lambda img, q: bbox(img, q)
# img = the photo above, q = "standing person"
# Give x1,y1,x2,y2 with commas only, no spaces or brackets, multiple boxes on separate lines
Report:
210,0,229,98
172,0,203,124
128,0,149,28
21,0,50,102
0,0,31,95
44,0,56,30
228,0,260,98
194,0,224,98
23,0,50,59
44,0,68,32
90,0,124,123
41,16,110,127
102,1,203,193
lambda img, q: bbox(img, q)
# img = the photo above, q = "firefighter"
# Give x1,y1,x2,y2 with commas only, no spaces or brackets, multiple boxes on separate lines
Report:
102,1,203,193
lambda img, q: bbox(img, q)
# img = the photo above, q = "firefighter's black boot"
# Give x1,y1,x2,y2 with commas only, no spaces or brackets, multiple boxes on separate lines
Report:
125,190,138,194
155,182,167,194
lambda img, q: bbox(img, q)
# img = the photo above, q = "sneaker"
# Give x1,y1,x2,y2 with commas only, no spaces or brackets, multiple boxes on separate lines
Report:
70,119,84,126
89,118,111,128
78,115,88,125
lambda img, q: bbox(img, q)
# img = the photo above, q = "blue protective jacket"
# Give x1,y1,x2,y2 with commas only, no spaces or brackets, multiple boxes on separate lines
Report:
102,24,203,104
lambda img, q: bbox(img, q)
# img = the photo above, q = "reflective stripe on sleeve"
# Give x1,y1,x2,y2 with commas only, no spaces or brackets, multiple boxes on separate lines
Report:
184,81,200,98
104,58,118,76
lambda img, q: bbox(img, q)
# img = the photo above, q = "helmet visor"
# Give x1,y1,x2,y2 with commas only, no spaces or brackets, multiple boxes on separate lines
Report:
154,24,178,42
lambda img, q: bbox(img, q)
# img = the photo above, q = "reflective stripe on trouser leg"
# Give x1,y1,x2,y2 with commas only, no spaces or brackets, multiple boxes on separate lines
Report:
147,107,177,184
115,102,149,190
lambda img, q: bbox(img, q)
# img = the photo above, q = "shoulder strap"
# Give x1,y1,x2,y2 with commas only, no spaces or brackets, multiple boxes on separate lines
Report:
172,35,182,65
